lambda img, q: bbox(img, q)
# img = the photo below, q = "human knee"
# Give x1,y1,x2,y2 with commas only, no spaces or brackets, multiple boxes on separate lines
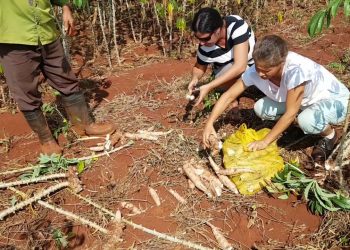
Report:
297,113,324,134
253,99,265,119
253,98,280,120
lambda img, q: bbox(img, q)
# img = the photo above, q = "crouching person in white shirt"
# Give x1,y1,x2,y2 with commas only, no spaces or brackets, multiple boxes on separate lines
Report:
202,34,349,166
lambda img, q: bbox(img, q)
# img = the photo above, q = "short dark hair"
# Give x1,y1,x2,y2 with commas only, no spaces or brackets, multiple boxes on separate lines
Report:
191,7,223,33
253,35,288,67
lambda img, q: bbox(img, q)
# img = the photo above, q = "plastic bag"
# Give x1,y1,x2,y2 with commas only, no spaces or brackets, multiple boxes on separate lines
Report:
222,124,284,195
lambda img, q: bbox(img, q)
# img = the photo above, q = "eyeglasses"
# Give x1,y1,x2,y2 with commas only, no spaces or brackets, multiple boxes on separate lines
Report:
195,32,214,42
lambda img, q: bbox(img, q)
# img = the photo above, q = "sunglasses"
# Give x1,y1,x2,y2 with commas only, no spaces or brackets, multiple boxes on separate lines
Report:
195,32,214,42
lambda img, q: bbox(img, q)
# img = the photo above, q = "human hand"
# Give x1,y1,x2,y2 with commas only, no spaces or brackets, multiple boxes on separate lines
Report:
194,84,211,107
62,5,77,36
247,140,269,151
202,123,218,149
188,79,199,94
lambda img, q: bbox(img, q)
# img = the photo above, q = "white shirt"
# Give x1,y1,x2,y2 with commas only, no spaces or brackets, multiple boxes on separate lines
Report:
242,51,349,106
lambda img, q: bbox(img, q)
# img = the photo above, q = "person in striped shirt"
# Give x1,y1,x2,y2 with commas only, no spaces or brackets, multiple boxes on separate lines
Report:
188,7,255,106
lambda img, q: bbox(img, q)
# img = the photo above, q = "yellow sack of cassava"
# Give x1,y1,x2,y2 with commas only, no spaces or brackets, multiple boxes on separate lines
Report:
222,124,284,195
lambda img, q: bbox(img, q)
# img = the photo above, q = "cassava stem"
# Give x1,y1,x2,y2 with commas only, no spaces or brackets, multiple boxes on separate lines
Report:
70,192,212,250
0,182,69,220
0,173,67,189
9,187,108,234
1,142,133,176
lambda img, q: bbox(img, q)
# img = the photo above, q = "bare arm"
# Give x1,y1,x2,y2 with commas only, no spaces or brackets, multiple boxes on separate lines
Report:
62,5,76,36
188,62,208,93
203,79,247,148
248,83,305,151
207,41,249,89
194,41,249,106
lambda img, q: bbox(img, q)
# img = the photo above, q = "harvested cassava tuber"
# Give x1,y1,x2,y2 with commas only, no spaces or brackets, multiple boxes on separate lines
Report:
206,222,232,250
148,187,161,206
168,189,186,204
217,168,255,176
208,156,239,194
208,136,223,156
188,179,195,189
193,163,223,197
183,160,212,198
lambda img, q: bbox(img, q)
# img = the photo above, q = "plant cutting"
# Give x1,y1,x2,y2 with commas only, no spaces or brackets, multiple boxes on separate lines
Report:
266,162,350,215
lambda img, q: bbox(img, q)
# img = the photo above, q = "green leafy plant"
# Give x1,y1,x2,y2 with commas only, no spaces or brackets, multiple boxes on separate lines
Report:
53,228,74,249
308,0,350,37
203,91,221,112
20,154,80,179
42,103,70,139
266,162,350,215
329,61,347,74
71,0,89,9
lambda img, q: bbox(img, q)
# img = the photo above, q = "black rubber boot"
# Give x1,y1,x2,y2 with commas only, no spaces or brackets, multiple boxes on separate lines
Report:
22,109,62,155
60,92,115,136
60,91,93,128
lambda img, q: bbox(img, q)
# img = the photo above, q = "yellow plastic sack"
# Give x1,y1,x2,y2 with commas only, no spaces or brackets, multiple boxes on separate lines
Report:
222,124,284,195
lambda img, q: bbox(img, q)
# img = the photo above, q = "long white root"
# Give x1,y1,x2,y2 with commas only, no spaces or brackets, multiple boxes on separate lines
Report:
168,189,186,204
136,129,173,136
208,156,239,194
183,161,212,198
193,164,223,197
124,133,158,141
217,168,255,176
148,187,161,206
206,222,232,250
77,141,134,161
0,182,69,220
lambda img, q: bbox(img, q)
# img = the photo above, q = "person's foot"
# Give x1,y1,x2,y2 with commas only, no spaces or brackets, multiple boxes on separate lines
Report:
311,133,339,163
85,123,115,136
40,140,63,155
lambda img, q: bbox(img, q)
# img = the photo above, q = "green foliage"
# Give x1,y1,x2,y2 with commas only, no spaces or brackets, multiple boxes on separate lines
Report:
41,103,70,139
71,0,88,9
203,91,221,112
176,17,186,31
156,3,166,18
0,64,3,74
9,195,18,206
308,0,350,37
266,162,350,215
328,62,347,74
53,228,74,249
20,154,80,179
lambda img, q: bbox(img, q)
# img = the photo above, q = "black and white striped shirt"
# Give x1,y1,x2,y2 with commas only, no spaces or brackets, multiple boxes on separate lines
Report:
196,15,255,70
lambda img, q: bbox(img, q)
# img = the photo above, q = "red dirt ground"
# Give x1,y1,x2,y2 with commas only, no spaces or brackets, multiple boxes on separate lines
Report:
1,7,349,250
